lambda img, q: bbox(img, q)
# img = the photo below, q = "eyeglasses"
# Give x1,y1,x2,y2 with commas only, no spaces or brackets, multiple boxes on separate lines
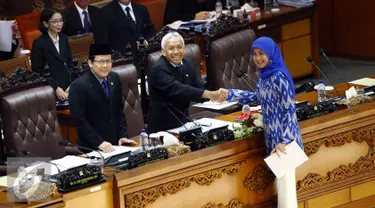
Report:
93,60,113,66
49,19,64,25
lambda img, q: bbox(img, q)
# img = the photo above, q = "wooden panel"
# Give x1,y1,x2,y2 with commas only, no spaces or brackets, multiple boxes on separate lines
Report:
307,189,350,208
333,0,375,58
282,19,311,40
134,0,167,32
334,195,375,208
351,180,375,201
69,35,94,65
298,202,305,208
282,35,313,78
315,0,335,53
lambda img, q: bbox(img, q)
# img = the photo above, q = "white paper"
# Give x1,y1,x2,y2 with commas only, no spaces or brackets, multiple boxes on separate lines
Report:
0,176,16,188
86,145,140,160
0,21,14,52
25,155,91,176
264,140,309,179
349,77,375,86
345,86,357,99
167,117,241,134
192,101,238,110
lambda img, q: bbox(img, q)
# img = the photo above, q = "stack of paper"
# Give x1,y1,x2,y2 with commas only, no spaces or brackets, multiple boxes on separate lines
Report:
192,101,238,110
86,145,140,160
278,0,314,8
168,117,241,134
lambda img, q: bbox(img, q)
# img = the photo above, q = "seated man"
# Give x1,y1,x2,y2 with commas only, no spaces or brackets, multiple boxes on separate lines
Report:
69,44,136,153
148,32,220,133
62,0,102,41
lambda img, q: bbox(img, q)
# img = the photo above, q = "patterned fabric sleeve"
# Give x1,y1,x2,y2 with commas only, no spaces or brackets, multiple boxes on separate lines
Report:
273,73,297,144
226,88,260,105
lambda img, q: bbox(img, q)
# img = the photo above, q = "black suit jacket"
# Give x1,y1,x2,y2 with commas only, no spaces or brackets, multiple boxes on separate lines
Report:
163,0,203,25
31,33,73,90
99,1,155,56
69,71,128,151
148,56,204,133
61,4,103,41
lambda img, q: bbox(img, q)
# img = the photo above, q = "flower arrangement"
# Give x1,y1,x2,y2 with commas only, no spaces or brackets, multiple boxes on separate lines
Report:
233,107,263,139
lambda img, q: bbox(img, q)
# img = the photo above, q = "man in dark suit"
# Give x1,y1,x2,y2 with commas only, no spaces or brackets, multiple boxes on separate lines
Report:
69,44,136,152
148,32,220,133
99,0,155,57
61,0,102,41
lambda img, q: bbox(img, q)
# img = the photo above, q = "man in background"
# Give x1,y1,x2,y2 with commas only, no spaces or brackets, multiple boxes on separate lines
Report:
62,0,103,42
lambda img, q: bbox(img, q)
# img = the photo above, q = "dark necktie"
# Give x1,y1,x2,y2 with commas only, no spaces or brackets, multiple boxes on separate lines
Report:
82,11,91,33
125,7,135,24
101,79,109,99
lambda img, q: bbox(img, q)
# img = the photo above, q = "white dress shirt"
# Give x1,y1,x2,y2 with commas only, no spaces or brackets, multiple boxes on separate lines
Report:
48,32,60,54
74,1,90,27
118,2,136,23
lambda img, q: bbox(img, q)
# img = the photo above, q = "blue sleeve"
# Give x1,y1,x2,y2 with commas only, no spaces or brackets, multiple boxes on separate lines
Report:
226,88,260,105
273,73,296,144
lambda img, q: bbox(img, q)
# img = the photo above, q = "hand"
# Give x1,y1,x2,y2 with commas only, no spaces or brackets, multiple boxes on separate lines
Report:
195,11,210,20
271,143,287,157
65,86,70,98
136,40,148,49
98,141,113,153
118,138,137,146
218,88,229,102
11,21,20,39
55,87,68,100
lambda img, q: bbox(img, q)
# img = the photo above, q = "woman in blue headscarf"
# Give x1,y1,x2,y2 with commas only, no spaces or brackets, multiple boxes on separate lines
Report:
217,37,303,208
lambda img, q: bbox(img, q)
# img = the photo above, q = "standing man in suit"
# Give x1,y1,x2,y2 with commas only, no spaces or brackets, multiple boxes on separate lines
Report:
69,44,136,153
99,0,155,57
148,32,220,133
61,0,102,41
163,0,210,25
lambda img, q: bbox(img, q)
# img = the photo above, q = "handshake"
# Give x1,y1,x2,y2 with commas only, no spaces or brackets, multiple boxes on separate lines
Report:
203,88,229,103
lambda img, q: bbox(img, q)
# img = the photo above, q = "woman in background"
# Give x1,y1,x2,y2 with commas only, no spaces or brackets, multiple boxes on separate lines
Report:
31,8,72,100
217,37,303,208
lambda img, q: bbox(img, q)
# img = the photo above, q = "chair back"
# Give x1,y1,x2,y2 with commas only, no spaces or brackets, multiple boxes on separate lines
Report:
112,64,144,138
16,11,42,50
0,85,66,159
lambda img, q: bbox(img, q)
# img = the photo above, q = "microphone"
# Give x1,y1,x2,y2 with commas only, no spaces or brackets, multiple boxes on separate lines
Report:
235,71,255,91
320,48,350,88
306,56,341,97
58,140,106,166
239,69,259,84
22,150,62,181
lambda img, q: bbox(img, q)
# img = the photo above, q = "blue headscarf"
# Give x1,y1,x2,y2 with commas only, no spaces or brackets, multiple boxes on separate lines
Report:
251,37,295,97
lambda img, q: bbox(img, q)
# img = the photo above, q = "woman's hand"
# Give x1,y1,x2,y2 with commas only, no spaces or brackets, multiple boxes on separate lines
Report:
55,87,68,100
271,143,287,157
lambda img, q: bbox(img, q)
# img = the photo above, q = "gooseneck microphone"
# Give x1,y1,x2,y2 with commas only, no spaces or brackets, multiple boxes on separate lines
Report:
22,150,62,179
306,56,341,97
239,69,259,84
235,71,255,91
320,48,350,88
58,140,106,166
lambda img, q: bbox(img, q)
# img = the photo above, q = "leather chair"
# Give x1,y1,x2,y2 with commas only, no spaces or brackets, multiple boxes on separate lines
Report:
207,29,258,91
112,64,145,138
146,43,222,119
0,85,66,160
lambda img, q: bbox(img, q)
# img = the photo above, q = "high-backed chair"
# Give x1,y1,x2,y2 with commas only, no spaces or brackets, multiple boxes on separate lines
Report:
112,64,145,138
16,11,42,50
0,85,66,159
207,29,258,90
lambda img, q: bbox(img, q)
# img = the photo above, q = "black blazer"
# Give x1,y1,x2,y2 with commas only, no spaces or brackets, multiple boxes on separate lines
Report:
98,1,155,56
69,71,128,151
61,4,103,41
148,56,204,134
31,33,73,90
163,0,203,25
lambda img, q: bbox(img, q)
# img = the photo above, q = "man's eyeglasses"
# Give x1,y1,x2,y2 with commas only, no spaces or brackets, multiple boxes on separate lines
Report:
93,60,113,66
49,19,64,25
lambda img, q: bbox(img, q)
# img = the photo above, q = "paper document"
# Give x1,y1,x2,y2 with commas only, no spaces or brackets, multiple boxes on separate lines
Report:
168,117,241,134
264,140,309,179
0,21,14,52
192,101,238,110
349,77,375,86
0,176,16,188
24,156,91,176
87,145,140,160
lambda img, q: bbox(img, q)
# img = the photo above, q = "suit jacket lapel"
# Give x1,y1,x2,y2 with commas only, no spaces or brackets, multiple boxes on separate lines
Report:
132,4,142,34
44,34,65,63
72,5,84,31
112,1,136,33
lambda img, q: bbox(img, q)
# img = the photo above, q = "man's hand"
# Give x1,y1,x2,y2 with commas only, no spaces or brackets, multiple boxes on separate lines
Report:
271,143,287,157
55,87,68,100
195,11,210,20
98,141,113,153
136,40,148,49
218,88,229,102
118,138,137,146
65,86,70,98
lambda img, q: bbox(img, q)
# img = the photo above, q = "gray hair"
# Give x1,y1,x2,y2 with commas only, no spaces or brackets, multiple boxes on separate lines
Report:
161,32,185,50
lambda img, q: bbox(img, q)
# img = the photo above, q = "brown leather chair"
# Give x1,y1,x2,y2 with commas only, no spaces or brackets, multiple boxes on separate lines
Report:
146,43,222,119
0,85,66,159
112,64,145,138
206,29,258,91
